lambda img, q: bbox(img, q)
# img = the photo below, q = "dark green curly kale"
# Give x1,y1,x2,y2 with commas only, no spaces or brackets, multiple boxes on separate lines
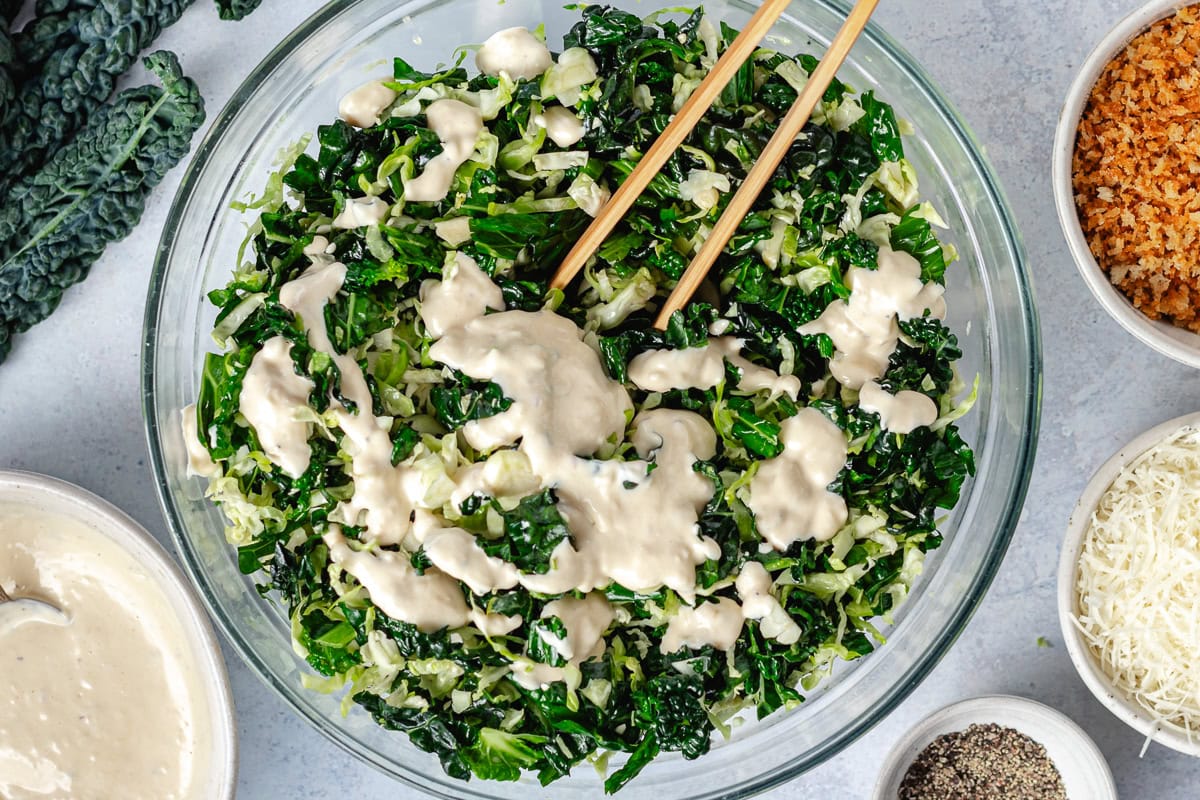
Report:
216,0,262,21
0,0,192,189
0,50,205,363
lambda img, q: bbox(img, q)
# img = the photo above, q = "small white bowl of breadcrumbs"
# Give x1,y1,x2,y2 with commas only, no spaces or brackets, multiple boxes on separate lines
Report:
1054,0,1200,367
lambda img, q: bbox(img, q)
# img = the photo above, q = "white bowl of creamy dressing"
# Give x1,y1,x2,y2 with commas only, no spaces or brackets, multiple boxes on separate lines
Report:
0,471,236,799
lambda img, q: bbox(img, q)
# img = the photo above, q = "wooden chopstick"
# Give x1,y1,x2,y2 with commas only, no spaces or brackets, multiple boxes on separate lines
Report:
653,0,879,329
549,0,792,291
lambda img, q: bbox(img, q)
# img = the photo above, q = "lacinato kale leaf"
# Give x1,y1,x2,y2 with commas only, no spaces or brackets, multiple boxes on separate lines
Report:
356,693,474,781
0,12,15,126
0,0,192,190
0,51,204,363
216,0,263,20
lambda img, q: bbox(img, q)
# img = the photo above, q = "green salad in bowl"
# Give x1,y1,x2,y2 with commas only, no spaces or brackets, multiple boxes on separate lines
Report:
182,5,975,792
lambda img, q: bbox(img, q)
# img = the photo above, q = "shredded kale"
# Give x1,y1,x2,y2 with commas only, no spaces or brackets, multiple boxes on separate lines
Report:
189,4,976,793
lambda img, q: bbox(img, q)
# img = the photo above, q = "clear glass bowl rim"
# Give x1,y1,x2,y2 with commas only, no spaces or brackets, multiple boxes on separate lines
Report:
141,1,1043,796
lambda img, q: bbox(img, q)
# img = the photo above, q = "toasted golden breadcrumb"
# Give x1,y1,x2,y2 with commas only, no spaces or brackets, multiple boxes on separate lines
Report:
1073,7,1200,332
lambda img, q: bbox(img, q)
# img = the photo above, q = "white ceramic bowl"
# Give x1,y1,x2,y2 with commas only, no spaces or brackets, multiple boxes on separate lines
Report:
872,695,1116,800
1058,411,1200,757
0,470,238,798
1052,0,1200,368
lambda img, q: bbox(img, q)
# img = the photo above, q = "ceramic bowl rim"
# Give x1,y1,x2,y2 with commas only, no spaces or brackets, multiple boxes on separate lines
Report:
0,469,239,798
1056,411,1200,758
1051,0,1200,368
870,694,1116,799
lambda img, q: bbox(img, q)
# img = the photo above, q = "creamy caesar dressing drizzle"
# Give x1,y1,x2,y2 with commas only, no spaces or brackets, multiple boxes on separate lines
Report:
798,246,946,389
419,252,505,337
533,106,586,148
239,336,314,478
414,511,519,596
338,79,398,128
475,27,553,81
0,504,211,800
661,597,743,654
274,254,518,634
278,259,420,547
180,404,220,478
659,562,801,654
736,561,800,644
747,407,849,550
510,593,613,690
332,195,390,229
628,337,802,399
858,380,938,434
403,99,483,203
226,241,939,681
430,314,720,602
323,527,469,631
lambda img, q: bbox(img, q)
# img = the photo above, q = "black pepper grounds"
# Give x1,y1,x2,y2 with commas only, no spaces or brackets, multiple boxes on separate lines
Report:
897,723,1067,800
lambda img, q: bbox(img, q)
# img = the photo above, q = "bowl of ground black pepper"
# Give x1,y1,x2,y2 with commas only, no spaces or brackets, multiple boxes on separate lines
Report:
1053,0,1200,368
872,695,1116,800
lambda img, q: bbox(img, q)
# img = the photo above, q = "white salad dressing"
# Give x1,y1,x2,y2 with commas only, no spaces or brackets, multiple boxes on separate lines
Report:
338,79,398,128
661,597,744,654
279,259,420,546
798,247,946,389
332,195,390,229
414,512,519,596
430,309,633,457
628,337,801,400
0,504,212,799
403,98,483,203
736,561,801,644
238,336,315,478
747,407,849,550
419,252,505,337
180,404,220,478
303,234,335,260
430,313,721,602
509,593,613,690
858,380,938,434
276,255,516,633
533,106,586,148
323,527,469,631
475,26,553,81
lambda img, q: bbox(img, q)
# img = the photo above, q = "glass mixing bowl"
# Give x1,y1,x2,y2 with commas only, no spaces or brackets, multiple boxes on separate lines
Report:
142,1,1040,797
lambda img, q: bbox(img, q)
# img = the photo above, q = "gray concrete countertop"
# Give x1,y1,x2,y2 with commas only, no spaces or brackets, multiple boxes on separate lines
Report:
2,0,1196,797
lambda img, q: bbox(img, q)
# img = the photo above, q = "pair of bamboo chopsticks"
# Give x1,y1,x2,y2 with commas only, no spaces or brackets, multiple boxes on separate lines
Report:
549,0,880,330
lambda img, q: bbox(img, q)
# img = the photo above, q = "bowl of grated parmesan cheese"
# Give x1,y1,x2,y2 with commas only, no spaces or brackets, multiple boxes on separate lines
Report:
1059,411,1200,757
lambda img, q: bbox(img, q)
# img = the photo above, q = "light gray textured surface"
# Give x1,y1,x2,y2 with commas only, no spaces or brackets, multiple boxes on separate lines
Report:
1,0,1197,797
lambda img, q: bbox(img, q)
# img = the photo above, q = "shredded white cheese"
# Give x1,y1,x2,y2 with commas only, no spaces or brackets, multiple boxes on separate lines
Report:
1075,425,1200,741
